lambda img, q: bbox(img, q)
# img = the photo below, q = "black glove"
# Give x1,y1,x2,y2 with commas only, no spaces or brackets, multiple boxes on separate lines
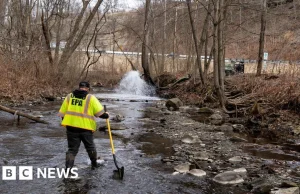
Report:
99,112,109,119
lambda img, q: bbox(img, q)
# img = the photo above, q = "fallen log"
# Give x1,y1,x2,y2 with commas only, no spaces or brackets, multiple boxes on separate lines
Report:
0,104,49,124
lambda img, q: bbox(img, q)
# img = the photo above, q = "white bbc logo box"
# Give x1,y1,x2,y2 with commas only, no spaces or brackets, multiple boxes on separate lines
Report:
2,166,33,180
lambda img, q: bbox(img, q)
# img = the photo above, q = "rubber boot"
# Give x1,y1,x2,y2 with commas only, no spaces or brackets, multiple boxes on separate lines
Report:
88,151,101,170
65,153,75,170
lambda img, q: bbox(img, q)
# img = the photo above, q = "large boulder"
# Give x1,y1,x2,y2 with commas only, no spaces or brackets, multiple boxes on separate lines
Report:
166,98,183,111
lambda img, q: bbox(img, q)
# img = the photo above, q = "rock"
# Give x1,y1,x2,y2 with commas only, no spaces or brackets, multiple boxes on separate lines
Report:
166,98,183,111
197,107,214,114
111,124,126,130
187,169,206,177
220,124,233,132
145,107,160,113
210,113,223,120
112,114,125,122
3,158,8,165
293,126,300,135
213,171,244,185
209,113,223,125
87,189,101,194
281,181,299,188
227,118,246,124
251,183,273,194
130,100,138,102
232,124,245,132
161,158,174,163
181,134,198,144
172,172,180,175
270,187,299,194
229,136,248,142
174,163,190,173
43,96,56,101
193,152,209,161
233,168,247,176
229,156,243,163
34,114,44,118
163,110,172,115
179,106,190,112
160,118,166,123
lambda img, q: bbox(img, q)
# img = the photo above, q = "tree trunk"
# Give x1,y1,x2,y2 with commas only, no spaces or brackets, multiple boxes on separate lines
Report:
256,0,267,76
218,0,225,91
199,1,212,83
41,10,53,66
0,104,48,124
186,0,205,84
213,0,226,108
142,0,155,85
54,3,64,65
57,0,103,77
160,0,167,74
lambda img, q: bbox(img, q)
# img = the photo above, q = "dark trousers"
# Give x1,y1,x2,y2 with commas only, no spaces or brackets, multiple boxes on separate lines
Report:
66,126,96,156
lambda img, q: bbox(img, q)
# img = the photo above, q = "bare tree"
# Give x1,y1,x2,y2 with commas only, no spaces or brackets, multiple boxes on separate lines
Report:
56,0,104,78
212,0,230,108
142,0,155,85
186,0,205,84
256,0,267,76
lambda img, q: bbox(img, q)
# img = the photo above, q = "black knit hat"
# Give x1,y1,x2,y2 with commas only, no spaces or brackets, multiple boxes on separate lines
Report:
79,81,90,89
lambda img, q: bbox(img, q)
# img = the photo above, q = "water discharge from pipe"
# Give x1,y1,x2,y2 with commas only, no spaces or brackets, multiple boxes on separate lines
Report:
115,71,156,96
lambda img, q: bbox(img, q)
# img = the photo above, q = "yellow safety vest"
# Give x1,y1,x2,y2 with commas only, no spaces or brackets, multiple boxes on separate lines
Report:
58,93,104,131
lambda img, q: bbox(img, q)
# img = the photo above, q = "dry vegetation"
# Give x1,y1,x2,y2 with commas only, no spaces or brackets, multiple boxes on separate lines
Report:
0,53,136,104
160,68,300,115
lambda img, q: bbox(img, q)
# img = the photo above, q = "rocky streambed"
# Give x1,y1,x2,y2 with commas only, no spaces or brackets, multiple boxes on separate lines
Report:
1,94,300,194
138,99,300,194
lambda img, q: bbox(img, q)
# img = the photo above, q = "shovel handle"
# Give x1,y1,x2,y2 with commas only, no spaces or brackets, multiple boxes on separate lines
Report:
104,105,115,154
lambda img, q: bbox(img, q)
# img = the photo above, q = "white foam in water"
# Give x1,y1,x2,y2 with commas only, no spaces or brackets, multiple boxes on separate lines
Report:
116,71,156,96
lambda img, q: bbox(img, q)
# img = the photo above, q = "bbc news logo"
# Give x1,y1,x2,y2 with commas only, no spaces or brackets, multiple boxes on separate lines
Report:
2,166,78,180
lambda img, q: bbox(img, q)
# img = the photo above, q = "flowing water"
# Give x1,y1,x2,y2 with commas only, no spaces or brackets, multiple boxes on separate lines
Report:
0,71,253,193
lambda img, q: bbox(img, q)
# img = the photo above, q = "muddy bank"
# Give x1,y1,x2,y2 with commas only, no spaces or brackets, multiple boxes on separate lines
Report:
140,101,300,193
156,74,300,145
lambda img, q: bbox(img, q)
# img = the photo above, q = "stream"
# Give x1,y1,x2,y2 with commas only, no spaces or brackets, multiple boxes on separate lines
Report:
0,91,238,194
1,71,300,194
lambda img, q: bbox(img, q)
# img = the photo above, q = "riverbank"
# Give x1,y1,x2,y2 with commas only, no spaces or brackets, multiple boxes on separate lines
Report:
139,101,300,193
157,73,300,145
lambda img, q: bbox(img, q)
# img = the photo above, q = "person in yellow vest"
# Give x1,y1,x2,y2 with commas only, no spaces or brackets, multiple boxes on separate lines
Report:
58,81,109,170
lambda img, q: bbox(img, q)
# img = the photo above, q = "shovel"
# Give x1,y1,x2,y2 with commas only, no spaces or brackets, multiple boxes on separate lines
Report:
104,105,124,180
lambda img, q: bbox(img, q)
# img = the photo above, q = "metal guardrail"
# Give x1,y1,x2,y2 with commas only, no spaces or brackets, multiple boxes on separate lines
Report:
68,49,296,64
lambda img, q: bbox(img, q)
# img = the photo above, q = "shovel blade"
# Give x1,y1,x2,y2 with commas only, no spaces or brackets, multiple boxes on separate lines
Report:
113,166,124,180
